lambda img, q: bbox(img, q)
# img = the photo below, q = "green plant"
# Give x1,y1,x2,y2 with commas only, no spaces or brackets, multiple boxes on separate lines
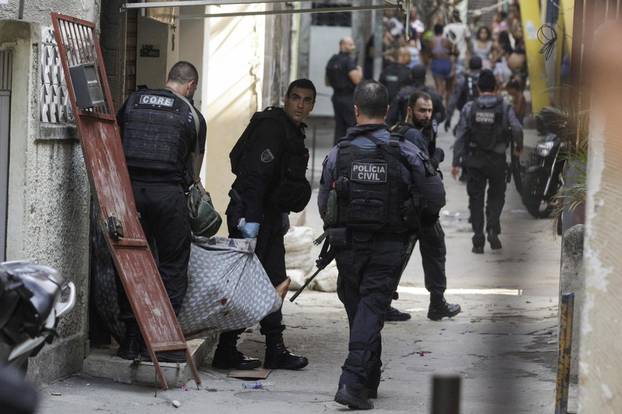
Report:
550,89,589,234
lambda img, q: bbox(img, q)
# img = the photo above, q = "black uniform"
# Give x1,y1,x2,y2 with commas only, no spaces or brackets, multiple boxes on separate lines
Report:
386,84,446,127
379,62,412,103
219,107,311,345
326,52,358,142
319,125,445,399
446,72,479,127
117,88,205,320
453,95,523,247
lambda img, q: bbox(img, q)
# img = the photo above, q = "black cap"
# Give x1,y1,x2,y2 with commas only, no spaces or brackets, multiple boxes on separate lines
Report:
477,69,497,92
411,64,427,82
469,56,483,70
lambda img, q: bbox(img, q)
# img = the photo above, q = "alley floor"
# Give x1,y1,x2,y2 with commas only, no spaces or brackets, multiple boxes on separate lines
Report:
38,118,566,414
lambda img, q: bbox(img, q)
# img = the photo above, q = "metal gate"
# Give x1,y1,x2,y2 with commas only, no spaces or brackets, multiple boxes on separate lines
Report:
0,50,12,262
50,13,200,389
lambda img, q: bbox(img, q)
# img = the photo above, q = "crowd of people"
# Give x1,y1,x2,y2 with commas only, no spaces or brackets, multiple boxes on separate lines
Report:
379,5,528,122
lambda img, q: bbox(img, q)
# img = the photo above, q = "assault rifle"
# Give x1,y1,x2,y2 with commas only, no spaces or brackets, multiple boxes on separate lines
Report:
289,232,335,302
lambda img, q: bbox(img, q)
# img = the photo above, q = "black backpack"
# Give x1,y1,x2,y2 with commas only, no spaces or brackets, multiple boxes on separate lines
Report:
457,74,479,111
469,98,506,152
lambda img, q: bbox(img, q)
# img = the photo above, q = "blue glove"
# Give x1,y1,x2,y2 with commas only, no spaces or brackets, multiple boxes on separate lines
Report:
238,218,260,239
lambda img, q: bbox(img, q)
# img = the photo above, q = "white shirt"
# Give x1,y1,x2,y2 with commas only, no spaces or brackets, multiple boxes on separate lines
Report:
444,23,471,60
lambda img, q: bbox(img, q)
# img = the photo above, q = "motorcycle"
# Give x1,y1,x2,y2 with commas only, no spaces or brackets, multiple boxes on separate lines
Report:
0,261,76,414
521,107,567,219
0,261,76,371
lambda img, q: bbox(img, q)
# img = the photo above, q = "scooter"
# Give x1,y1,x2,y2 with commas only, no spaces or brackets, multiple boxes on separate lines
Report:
0,261,76,371
521,108,567,219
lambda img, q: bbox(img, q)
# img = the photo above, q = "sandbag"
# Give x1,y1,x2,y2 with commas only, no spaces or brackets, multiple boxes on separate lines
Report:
309,260,338,292
285,249,314,273
284,226,314,252
286,268,307,290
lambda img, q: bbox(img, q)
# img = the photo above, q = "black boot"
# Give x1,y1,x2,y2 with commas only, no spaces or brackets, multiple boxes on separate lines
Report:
472,233,485,254
264,336,308,370
212,347,261,370
335,384,374,410
427,298,462,321
385,306,411,322
212,331,261,370
117,321,142,360
487,229,502,250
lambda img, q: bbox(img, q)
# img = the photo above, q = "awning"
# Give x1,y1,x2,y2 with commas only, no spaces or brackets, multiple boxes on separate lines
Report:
124,0,408,21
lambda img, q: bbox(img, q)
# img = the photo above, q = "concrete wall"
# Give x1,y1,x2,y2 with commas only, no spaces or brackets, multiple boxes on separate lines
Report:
577,22,622,413
1,0,99,384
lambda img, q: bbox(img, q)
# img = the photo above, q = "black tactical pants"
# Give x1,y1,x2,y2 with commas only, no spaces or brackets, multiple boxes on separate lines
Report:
218,207,288,348
331,94,356,144
466,154,507,246
335,232,408,390
419,221,447,302
117,181,191,322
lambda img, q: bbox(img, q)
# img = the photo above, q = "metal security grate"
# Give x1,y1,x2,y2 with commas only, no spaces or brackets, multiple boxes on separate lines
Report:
0,50,12,91
40,27,73,124
52,16,112,117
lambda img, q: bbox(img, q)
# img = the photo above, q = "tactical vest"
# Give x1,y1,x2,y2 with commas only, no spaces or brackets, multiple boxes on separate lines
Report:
229,107,311,212
326,54,354,94
122,89,195,175
335,135,409,232
468,97,506,152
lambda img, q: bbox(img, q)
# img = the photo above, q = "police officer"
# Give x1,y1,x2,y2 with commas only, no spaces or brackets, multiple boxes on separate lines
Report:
379,47,412,103
389,91,461,321
386,64,446,127
445,55,482,133
116,61,205,362
211,79,316,371
451,70,523,253
326,37,363,143
319,81,445,409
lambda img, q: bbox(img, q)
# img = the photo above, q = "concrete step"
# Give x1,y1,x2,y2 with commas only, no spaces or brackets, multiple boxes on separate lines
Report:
83,334,217,388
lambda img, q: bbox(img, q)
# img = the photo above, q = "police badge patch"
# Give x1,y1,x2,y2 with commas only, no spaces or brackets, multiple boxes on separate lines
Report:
261,149,275,163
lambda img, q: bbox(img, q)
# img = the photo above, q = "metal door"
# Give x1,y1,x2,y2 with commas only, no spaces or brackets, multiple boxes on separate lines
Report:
0,50,12,262
50,13,200,389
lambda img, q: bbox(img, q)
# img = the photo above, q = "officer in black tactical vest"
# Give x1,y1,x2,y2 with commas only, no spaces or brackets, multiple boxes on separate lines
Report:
211,79,316,371
388,91,461,322
116,61,206,362
379,47,412,103
451,70,523,253
386,64,446,127
319,81,445,409
445,55,482,133
326,37,362,144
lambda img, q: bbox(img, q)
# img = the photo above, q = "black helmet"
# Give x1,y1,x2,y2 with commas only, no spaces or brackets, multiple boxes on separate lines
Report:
411,64,427,83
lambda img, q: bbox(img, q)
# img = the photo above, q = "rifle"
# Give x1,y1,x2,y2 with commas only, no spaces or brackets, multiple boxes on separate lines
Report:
289,232,335,302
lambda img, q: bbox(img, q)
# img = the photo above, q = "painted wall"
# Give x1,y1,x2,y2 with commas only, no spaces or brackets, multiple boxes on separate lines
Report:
578,21,622,413
202,4,266,224
136,16,178,90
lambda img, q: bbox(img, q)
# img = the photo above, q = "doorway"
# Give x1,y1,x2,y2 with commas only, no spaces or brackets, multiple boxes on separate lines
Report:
0,50,12,262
